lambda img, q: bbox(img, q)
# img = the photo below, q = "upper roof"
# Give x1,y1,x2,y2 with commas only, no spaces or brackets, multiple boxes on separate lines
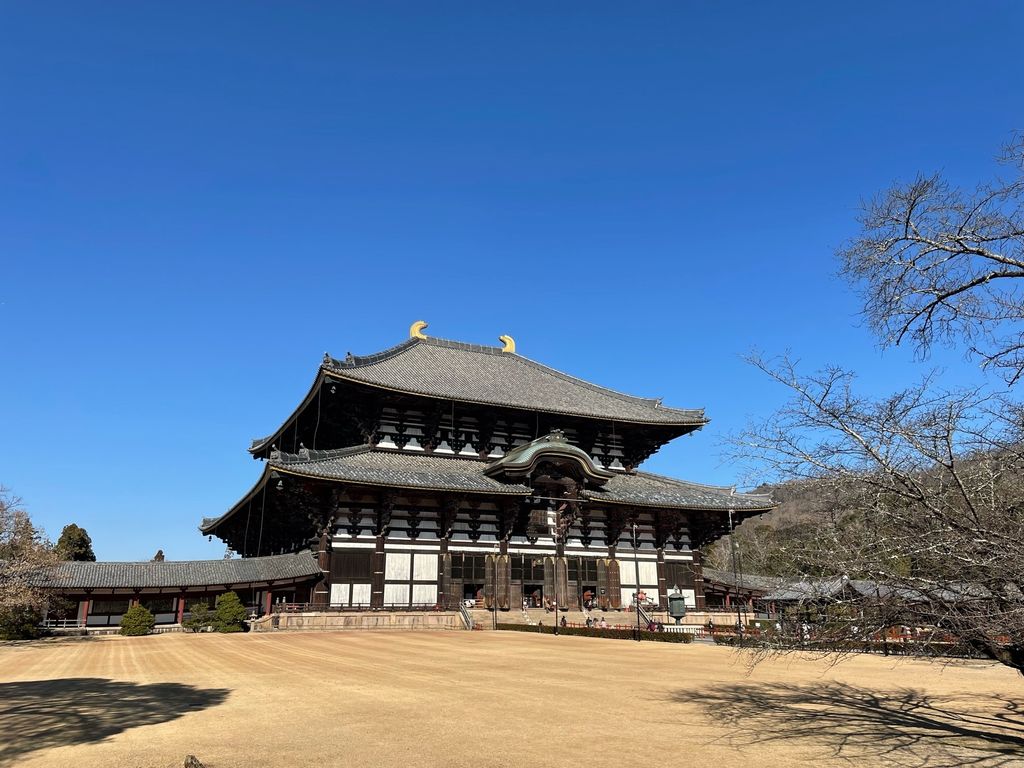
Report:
322,336,707,426
34,552,321,591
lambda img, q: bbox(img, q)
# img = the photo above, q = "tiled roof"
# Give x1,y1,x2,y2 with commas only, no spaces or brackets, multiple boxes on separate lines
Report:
37,552,320,590
701,567,785,593
272,446,533,495
322,337,707,426
203,449,774,535
586,471,775,512
274,448,771,511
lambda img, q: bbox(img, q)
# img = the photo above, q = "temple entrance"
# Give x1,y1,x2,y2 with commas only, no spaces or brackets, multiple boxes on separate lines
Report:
523,584,544,608
581,585,597,610
463,583,484,606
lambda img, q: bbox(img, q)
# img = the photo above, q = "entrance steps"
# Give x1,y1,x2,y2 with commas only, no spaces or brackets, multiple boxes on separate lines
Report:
250,611,463,632
467,608,634,630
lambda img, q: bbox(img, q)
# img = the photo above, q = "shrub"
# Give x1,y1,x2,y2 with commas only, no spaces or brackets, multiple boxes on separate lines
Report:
214,592,248,633
183,602,212,633
120,604,155,636
496,623,693,643
0,605,45,640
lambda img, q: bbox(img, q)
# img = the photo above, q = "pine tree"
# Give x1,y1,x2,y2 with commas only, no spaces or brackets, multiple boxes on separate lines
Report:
54,524,95,562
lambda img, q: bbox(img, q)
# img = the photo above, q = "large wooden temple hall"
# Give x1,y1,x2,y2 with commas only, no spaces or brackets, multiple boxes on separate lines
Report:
199,322,775,614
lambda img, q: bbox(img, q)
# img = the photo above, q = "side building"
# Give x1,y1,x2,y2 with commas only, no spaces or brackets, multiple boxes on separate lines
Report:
201,323,774,614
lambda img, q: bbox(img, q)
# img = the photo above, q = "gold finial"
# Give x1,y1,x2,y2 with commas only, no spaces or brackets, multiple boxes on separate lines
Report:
499,334,516,353
410,320,429,339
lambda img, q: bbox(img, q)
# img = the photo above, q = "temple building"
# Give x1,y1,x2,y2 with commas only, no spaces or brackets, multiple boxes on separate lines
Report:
200,322,774,614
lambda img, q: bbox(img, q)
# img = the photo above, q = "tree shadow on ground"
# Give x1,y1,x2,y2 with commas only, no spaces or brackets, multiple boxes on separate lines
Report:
0,678,230,765
676,681,1024,767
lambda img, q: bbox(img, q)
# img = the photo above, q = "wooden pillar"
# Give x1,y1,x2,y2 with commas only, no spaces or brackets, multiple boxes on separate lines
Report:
437,537,449,609
691,548,707,612
263,589,273,616
79,594,91,626
176,593,186,624
656,548,668,610
311,528,332,607
370,535,386,609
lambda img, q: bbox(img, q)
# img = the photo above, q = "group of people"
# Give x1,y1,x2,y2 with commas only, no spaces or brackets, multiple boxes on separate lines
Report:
583,615,608,629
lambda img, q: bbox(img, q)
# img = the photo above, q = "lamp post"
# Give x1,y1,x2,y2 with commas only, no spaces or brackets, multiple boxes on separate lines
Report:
553,504,560,636
728,508,743,646
633,522,642,642
492,542,499,631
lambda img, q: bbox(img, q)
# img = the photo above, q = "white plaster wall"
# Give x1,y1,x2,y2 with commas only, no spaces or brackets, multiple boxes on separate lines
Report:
330,583,348,606
384,584,410,606
385,552,411,580
412,584,438,605
413,553,438,581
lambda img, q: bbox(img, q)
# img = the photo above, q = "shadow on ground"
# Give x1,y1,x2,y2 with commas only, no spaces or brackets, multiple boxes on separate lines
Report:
678,681,1024,767
0,678,230,765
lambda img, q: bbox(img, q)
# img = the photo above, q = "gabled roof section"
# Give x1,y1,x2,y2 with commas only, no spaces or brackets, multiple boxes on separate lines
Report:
322,336,707,426
484,430,615,486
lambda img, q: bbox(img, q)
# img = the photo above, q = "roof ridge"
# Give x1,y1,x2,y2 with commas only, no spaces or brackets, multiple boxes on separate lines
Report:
52,552,310,566
327,335,705,420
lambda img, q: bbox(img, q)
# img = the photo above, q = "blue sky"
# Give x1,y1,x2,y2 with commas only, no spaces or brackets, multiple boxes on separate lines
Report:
2,3,1022,560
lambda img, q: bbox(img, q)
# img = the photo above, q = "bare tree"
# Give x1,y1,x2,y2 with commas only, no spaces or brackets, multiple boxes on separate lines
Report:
840,133,1024,384
733,357,1024,672
730,134,1024,674
0,487,57,610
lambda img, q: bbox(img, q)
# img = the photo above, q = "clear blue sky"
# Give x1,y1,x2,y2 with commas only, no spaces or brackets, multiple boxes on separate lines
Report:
2,3,1022,560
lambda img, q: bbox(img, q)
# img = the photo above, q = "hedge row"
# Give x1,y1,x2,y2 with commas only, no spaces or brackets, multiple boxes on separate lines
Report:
711,634,982,658
496,623,693,643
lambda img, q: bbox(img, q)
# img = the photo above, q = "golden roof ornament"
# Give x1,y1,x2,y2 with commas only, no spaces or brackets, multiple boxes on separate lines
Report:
409,320,429,340
499,334,516,353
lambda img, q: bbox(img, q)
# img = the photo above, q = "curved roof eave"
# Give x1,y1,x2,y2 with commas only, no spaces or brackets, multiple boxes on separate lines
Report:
323,368,708,427
248,370,328,455
200,464,272,534
272,463,532,496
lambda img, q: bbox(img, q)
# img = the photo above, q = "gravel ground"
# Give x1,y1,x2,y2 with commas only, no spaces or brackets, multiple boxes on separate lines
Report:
0,631,1021,767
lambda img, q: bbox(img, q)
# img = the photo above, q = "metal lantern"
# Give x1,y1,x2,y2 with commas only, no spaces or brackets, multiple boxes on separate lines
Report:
667,589,688,624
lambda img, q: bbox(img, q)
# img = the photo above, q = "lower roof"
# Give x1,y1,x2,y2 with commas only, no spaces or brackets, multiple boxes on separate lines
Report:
202,447,774,534
36,552,321,591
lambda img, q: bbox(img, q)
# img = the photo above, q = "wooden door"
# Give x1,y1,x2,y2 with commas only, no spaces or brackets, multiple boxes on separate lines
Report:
608,559,622,609
496,555,511,610
484,555,496,610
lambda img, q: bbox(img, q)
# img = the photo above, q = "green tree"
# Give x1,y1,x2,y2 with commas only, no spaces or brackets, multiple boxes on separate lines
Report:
213,592,248,633
54,524,95,562
0,605,44,640
119,604,155,636
183,601,211,633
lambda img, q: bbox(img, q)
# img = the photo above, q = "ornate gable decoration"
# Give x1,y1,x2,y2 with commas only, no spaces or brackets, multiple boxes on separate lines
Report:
484,430,615,486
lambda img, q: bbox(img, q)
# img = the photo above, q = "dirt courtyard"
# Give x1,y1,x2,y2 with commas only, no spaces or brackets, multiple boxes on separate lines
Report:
0,631,1021,768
